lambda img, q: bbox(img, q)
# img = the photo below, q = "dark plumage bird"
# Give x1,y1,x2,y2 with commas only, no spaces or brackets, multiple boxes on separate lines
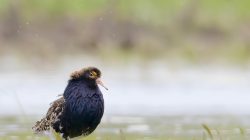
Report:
32,67,108,140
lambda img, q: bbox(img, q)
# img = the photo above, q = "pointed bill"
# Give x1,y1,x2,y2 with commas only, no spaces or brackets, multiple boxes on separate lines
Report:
96,78,108,90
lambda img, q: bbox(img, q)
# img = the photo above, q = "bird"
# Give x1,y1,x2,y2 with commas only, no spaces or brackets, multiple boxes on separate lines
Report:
32,67,108,140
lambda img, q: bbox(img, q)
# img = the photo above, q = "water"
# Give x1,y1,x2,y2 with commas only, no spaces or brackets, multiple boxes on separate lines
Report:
0,58,250,139
0,59,249,116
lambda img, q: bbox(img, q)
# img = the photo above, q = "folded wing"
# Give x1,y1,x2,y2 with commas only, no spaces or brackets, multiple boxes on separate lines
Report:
32,97,65,133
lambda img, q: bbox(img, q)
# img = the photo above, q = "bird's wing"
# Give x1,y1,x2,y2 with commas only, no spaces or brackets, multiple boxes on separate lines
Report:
32,97,65,133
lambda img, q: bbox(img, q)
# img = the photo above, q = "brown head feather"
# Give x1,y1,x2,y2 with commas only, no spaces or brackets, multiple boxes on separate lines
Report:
70,67,101,80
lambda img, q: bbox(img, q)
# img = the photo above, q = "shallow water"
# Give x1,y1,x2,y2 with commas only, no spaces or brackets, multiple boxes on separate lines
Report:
0,58,250,116
0,57,250,139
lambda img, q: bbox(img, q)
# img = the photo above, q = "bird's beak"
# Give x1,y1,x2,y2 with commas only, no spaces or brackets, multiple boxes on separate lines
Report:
96,78,108,90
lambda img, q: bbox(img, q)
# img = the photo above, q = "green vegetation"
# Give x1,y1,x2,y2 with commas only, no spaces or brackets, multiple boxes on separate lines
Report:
0,0,250,65
0,115,249,140
1,0,250,21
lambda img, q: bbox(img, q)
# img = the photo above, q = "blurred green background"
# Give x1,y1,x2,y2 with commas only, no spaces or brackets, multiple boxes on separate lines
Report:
0,0,250,140
1,0,250,66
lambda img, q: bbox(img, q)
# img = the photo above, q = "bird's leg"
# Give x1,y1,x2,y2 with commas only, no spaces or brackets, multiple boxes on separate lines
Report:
62,133,69,140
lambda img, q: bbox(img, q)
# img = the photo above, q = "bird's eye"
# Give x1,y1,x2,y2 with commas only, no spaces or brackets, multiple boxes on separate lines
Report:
89,71,97,78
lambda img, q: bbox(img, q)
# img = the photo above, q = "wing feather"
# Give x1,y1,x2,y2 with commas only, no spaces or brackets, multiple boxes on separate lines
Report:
32,97,65,133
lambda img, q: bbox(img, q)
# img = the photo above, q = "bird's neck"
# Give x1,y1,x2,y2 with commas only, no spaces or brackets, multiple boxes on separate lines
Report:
63,79,98,99
73,79,98,89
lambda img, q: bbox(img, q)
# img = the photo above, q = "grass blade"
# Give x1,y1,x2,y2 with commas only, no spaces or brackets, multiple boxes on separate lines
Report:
202,124,213,140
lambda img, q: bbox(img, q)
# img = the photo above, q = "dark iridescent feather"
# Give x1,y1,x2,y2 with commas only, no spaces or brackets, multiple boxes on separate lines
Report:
33,67,105,140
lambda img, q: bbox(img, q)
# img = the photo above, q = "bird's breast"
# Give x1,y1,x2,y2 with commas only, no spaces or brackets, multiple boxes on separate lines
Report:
66,92,104,117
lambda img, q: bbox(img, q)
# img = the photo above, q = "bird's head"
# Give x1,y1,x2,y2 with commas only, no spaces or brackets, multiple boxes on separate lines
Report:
70,67,108,90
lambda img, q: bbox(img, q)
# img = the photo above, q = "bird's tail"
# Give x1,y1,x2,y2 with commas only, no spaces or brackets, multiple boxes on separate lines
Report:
32,118,50,133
